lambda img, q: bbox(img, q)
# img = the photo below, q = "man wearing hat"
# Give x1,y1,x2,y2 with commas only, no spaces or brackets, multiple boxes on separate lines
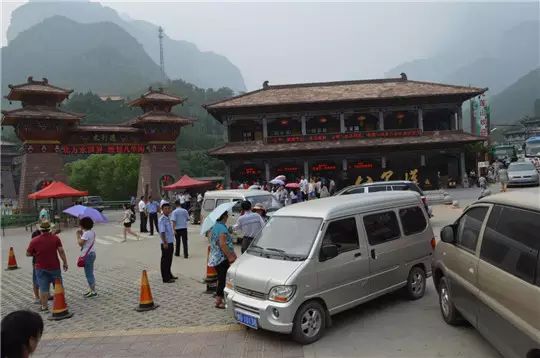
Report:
26,221,68,312
158,202,177,283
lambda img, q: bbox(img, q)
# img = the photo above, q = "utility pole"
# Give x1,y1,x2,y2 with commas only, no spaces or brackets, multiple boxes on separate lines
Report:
158,26,166,81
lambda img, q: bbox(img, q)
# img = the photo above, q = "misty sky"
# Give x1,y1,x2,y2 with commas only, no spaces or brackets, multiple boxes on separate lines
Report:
2,1,538,90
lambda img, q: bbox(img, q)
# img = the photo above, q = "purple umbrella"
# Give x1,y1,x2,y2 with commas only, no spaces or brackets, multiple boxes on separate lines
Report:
63,205,108,223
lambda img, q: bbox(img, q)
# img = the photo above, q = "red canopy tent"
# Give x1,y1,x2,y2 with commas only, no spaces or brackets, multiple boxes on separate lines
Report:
28,181,88,199
163,175,212,191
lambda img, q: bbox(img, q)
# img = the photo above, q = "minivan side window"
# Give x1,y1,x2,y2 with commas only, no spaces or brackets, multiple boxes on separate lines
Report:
455,206,488,253
368,186,387,193
202,199,215,212
321,217,360,254
480,205,540,284
363,211,401,245
215,199,230,207
346,188,364,194
399,206,427,235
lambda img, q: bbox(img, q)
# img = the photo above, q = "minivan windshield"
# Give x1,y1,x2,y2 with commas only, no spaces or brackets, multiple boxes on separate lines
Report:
248,216,322,260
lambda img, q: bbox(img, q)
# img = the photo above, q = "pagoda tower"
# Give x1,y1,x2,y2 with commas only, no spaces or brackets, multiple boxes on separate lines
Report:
127,87,194,198
2,77,83,210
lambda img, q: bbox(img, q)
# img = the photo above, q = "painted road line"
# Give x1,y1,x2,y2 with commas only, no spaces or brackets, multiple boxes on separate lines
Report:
95,238,113,245
103,235,125,243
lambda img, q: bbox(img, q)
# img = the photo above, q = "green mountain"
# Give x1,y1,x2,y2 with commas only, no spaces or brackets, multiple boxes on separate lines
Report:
1,16,163,95
490,68,540,125
6,1,246,92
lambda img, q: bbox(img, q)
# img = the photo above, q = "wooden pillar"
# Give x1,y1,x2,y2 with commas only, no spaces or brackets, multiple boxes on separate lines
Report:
454,112,459,131
265,161,270,182
339,113,345,133
223,119,229,143
224,163,231,189
262,117,268,139
303,160,309,179
342,158,348,171
301,115,307,135
381,156,387,169
457,107,463,130
378,111,384,130
418,108,424,131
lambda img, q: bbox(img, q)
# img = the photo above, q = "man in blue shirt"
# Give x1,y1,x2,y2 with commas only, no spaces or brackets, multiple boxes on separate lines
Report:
146,196,160,236
158,202,176,283
171,200,190,258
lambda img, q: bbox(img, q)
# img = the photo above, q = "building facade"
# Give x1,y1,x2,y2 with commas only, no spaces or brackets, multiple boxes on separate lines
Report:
503,116,540,149
205,75,487,190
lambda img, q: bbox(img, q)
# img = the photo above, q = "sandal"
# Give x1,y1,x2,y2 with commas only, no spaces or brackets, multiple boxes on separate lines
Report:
215,303,226,309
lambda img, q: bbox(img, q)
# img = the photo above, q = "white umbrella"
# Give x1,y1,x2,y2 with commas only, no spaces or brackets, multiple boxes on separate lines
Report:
269,179,285,186
200,201,236,236
273,175,287,181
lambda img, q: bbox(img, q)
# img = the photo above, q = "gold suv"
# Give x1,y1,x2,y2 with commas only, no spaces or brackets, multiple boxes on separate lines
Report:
432,192,540,358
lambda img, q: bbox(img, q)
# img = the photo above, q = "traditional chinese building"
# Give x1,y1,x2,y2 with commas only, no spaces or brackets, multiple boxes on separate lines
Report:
2,77,194,210
204,74,487,189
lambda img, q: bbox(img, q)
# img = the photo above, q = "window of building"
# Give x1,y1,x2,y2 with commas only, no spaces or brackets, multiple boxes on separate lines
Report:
363,211,401,246
308,127,328,134
399,206,427,235
202,199,215,212
480,205,540,284
321,217,360,254
242,131,254,141
270,129,292,136
455,206,488,252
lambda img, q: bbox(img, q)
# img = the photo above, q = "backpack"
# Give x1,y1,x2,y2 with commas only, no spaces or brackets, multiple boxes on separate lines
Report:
130,212,136,223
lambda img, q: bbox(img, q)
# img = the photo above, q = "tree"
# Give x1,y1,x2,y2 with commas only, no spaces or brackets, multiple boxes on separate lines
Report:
65,154,140,200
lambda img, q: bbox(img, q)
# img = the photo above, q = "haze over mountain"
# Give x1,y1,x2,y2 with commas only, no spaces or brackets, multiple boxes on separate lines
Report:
5,0,246,92
1,16,163,95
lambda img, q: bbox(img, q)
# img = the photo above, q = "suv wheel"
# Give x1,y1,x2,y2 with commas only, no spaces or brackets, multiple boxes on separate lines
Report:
439,276,464,325
291,301,326,344
405,266,426,300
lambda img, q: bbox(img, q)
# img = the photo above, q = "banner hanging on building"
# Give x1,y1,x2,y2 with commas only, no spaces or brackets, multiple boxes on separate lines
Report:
474,94,490,137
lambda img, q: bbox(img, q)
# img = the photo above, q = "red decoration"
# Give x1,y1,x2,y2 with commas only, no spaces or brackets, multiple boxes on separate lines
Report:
267,129,421,144
349,161,375,170
311,163,337,172
276,166,300,174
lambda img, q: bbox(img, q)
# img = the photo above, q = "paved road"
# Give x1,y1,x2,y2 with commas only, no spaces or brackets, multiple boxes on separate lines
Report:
3,185,537,357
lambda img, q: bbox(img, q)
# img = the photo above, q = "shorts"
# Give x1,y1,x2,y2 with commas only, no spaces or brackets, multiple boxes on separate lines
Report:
35,268,62,293
123,222,132,228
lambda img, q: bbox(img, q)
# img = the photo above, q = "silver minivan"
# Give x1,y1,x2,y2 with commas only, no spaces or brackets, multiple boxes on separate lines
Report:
224,191,435,343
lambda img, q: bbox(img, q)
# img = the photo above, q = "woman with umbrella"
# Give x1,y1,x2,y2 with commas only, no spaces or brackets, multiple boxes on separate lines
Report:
202,203,237,309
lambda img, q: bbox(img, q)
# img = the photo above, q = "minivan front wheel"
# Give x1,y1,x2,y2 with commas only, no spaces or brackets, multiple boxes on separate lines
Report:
291,301,326,344
405,266,426,300
439,276,463,325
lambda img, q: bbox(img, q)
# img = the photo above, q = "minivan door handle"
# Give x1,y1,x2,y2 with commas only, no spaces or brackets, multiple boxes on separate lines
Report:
354,252,362,258
370,249,376,259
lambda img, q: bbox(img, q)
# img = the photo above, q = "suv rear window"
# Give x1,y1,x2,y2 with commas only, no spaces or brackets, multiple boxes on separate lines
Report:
399,206,427,235
480,205,540,284
363,211,401,245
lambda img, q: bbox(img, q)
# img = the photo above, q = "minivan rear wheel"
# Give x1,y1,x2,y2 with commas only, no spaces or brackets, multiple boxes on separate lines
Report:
439,276,464,325
405,266,426,300
291,301,326,344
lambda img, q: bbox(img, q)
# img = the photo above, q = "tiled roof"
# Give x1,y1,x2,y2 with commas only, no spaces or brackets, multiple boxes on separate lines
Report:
128,87,185,107
5,77,73,101
1,106,83,125
205,77,487,110
209,131,483,157
72,125,141,133
125,111,195,126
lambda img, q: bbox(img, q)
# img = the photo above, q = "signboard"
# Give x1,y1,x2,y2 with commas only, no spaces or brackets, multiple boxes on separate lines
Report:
22,143,176,154
311,162,337,172
239,166,262,176
478,161,489,168
473,95,490,137
266,129,422,144
348,160,376,170
275,165,300,174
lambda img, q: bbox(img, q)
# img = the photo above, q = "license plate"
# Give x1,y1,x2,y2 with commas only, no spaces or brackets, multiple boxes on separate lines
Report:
234,310,258,329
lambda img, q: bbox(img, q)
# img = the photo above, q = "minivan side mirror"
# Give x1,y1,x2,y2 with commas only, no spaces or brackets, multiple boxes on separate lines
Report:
440,225,456,244
320,244,339,261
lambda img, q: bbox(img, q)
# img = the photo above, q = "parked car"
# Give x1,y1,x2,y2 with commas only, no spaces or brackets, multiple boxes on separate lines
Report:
335,180,432,217
507,161,540,187
224,191,435,344
80,196,105,212
432,192,540,358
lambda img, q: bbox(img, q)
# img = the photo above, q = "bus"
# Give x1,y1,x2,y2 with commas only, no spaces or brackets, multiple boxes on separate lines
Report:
491,145,517,162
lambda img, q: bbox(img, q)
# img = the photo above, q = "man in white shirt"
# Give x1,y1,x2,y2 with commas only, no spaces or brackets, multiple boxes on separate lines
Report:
299,176,308,201
234,201,265,253
171,200,190,258
138,196,148,233
183,192,192,211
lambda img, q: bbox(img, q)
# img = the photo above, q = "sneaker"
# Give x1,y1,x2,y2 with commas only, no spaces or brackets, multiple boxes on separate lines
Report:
86,291,98,298
39,306,49,313
33,298,40,304
83,291,92,297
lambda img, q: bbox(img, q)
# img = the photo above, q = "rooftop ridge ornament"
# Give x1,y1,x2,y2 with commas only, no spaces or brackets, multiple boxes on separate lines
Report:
263,80,269,89
400,73,407,81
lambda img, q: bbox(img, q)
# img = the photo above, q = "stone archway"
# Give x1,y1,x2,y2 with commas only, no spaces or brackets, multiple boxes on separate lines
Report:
1,77,194,211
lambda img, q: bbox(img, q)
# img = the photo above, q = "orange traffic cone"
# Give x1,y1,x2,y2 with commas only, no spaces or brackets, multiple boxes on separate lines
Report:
204,245,217,294
5,247,19,270
135,270,158,312
48,278,73,321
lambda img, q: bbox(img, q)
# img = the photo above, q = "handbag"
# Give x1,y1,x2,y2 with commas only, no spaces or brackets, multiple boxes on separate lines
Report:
77,239,95,268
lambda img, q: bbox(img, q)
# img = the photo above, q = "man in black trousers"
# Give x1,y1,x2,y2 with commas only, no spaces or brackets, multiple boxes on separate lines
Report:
158,202,176,283
138,196,148,233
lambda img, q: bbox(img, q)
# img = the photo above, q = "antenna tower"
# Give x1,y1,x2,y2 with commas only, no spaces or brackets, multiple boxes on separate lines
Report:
158,26,165,81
